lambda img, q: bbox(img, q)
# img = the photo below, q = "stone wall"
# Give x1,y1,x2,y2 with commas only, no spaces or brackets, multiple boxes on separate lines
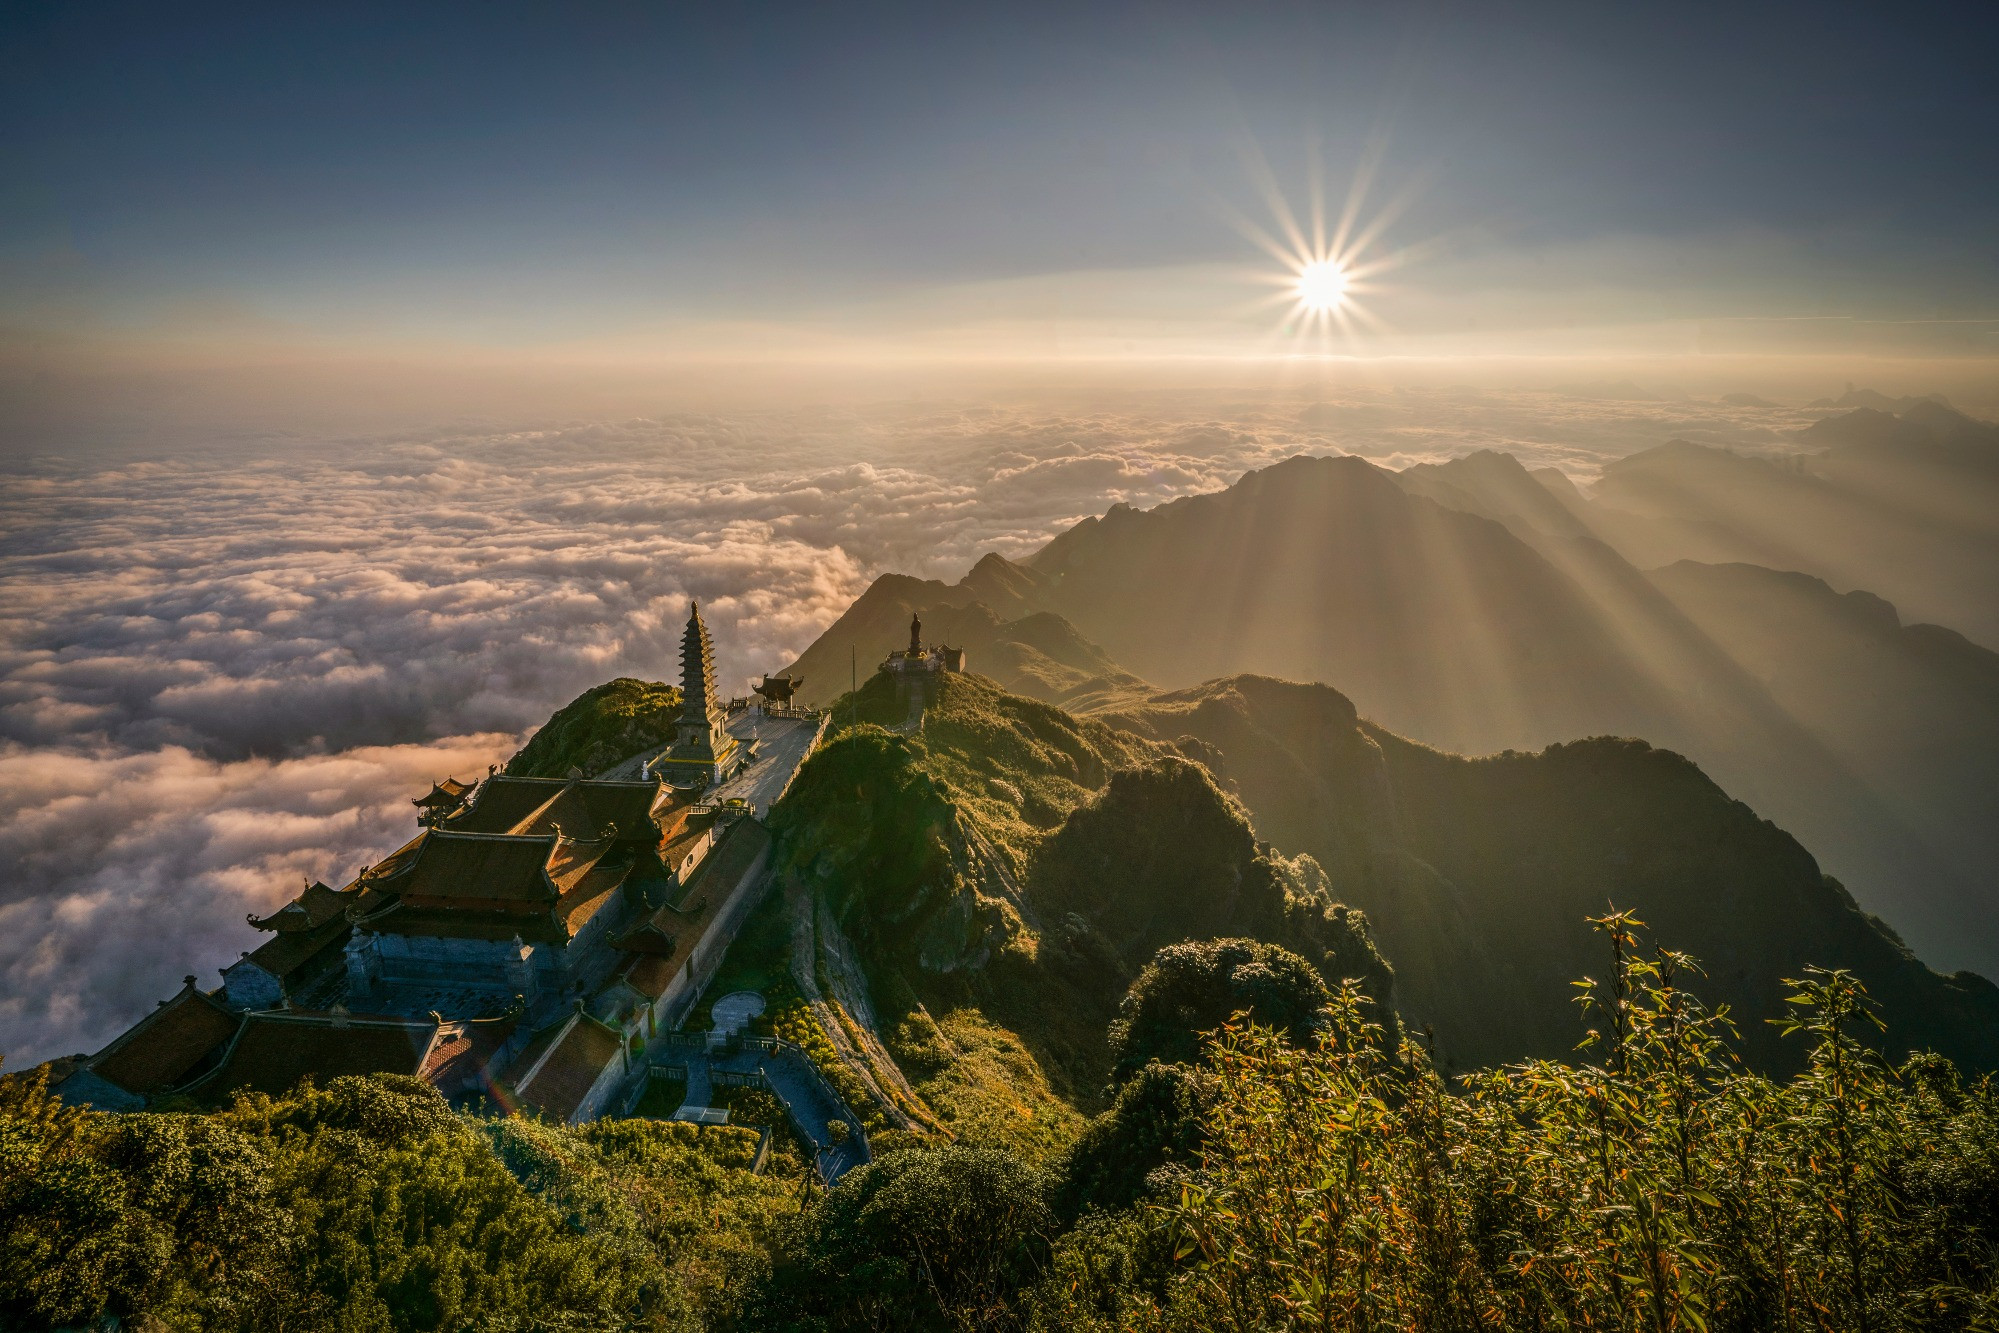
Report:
651,828,776,1033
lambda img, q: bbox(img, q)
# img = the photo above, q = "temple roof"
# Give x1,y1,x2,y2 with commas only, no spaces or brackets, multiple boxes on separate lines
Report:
508,1011,624,1122
612,818,770,1001
445,775,670,839
361,832,428,882
394,832,559,908
512,778,669,843
237,882,393,980
418,1014,523,1098
414,777,475,809
182,1011,438,1104
81,979,240,1098
445,777,571,833
249,880,348,933
352,826,642,942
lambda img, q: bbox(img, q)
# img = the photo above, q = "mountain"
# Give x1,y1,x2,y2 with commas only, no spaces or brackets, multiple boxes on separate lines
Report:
504,676,681,778
1566,408,1999,644
1023,454,1679,756
799,446,1999,975
1087,674,1999,1074
767,669,1395,1107
768,656,1997,1075
1640,560,1999,958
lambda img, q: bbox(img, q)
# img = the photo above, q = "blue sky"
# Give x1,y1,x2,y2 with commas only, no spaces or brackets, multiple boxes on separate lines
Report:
4,1,1996,351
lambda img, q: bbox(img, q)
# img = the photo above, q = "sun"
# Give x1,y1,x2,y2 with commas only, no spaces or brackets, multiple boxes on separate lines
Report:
1295,259,1349,313
1222,144,1428,348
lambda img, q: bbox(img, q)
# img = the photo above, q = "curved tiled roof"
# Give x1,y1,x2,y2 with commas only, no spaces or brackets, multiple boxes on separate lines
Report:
183,1011,435,1104
397,832,558,906
448,777,571,833
84,982,240,1097
449,775,670,840
509,1012,624,1122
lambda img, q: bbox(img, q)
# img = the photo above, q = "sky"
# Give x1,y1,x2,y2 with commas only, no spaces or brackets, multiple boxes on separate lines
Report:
4,0,1997,374
1,3,1996,1064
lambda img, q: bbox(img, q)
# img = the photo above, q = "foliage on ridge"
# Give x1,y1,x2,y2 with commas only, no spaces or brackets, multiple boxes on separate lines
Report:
506,676,681,779
769,669,1396,1132
1096,672,1999,1075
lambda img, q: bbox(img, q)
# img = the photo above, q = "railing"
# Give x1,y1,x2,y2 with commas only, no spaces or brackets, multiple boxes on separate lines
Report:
637,1028,871,1183
761,1046,873,1183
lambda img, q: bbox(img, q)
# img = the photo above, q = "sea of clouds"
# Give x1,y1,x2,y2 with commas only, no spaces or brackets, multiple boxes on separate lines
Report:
0,386,1817,1064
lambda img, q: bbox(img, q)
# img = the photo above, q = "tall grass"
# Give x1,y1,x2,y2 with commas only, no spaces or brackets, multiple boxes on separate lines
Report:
1142,914,1998,1332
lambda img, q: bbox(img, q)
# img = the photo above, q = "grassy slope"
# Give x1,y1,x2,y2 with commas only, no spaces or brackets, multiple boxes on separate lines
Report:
765,669,1395,1154
505,677,681,778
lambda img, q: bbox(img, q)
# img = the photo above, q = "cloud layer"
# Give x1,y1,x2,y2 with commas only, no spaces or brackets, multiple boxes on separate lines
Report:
0,386,1826,1063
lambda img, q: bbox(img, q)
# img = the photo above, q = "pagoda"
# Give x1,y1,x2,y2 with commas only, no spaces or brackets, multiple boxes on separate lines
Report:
657,601,740,786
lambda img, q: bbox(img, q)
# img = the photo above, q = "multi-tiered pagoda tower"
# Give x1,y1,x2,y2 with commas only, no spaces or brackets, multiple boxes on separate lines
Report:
659,601,739,786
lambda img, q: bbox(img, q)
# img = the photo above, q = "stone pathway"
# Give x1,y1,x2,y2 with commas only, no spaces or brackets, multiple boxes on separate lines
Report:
709,990,766,1039
652,1038,868,1182
679,1059,712,1109
736,1045,869,1182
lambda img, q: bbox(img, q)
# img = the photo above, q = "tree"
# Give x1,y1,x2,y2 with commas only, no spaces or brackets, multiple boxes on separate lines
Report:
1106,938,1330,1086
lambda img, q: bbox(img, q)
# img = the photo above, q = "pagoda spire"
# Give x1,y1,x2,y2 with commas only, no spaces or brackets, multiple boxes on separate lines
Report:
662,598,739,785
679,600,721,732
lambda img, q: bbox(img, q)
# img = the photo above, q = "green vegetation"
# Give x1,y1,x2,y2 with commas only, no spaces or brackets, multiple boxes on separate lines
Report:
772,672,1393,1114
16,921,1994,1330
29,671,1998,1330
723,1145,1056,1333
1100,673,1999,1075
1123,916,1999,1332
0,1071,795,1331
631,1073,690,1119
506,676,681,778
1106,938,1332,1085
885,1004,1085,1164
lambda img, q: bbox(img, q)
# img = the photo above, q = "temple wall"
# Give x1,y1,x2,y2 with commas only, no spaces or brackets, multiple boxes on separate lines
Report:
650,827,775,1032
562,887,636,997
569,1040,638,1124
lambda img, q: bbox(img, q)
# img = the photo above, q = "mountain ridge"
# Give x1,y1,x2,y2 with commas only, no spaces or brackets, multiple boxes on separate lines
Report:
790,439,1998,978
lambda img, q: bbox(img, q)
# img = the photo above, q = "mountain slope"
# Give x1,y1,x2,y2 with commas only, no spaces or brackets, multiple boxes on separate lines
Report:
1089,674,1999,1074
790,440,1999,977
767,670,1393,1110
1577,412,1999,645
1380,448,1999,975
1025,454,1678,756
783,557,1144,711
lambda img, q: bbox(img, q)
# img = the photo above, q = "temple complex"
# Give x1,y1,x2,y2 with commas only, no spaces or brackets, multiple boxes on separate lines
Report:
880,611,966,712
59,602,827,1126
